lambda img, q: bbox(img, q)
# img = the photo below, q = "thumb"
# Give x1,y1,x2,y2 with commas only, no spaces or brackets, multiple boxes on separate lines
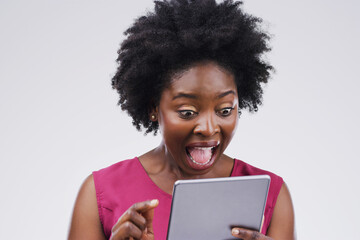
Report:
142,199,159,233
260,214,265,232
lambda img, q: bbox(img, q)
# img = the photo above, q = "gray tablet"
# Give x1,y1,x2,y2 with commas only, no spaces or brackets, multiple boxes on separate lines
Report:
166,175,270,240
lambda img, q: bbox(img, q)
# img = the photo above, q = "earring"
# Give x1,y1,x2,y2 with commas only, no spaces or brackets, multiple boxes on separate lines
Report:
151,114,157,121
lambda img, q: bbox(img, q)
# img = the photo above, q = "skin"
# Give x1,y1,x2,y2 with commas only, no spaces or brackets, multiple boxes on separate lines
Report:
68,62,295,240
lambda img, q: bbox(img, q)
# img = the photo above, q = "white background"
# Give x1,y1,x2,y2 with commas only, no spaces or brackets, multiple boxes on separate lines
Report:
0,0,359,239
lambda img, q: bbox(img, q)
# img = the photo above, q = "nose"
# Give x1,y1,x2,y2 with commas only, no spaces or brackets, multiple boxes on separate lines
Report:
193,112,220,137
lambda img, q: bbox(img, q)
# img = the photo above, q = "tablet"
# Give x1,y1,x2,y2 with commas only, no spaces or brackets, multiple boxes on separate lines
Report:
166,175,270,240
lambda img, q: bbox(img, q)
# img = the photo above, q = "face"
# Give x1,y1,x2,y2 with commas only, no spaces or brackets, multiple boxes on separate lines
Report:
155,62,239,176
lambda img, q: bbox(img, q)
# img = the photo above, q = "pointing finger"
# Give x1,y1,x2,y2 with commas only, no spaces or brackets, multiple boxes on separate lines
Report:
132,199,159,213
112,199,159,232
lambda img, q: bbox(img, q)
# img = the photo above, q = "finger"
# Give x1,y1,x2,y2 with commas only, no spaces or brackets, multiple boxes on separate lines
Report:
141,200,159,234
112,200,159,231
110,221,143,240
134,199,159,213
232,228,271,240
260,214,265,232
141,207,156,234
114,208,147,231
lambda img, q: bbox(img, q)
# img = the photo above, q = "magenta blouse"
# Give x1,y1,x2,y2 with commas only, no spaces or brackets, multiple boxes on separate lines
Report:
93,157,283,239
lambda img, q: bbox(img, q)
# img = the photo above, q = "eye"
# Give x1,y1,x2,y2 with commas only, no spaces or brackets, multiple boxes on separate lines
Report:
217,107,234,117
178,110,198,119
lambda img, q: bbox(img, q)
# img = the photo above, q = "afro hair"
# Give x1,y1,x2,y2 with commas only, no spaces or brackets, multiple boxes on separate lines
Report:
112,0,273,134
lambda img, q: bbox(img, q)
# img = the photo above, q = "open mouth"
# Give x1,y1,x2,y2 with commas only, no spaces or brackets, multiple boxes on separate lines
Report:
185,144,218,166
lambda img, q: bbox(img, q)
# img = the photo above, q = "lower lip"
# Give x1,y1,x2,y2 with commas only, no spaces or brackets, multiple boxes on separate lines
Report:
185,146,218,170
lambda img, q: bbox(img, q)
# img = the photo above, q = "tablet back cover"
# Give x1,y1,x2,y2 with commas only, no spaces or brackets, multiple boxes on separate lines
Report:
166,175,270,240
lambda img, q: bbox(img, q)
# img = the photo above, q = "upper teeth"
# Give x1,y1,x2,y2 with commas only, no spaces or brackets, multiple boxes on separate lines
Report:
194,147,214,150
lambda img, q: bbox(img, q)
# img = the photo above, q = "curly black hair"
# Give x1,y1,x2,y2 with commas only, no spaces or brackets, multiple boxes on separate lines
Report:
112,0,273,134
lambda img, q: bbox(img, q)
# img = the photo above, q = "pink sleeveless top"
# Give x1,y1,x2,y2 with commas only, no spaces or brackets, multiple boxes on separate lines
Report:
93,157,283,239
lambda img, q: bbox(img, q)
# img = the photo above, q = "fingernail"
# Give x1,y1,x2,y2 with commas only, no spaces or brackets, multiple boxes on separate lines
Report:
232,229,240,235
150,199,159,206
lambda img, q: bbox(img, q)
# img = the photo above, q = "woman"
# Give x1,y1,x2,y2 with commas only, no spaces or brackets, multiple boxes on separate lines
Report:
68,0,295,239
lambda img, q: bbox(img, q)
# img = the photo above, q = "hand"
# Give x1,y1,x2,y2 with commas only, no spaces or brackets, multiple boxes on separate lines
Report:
231,215,271,240
231,228,273,240
110,199,159,240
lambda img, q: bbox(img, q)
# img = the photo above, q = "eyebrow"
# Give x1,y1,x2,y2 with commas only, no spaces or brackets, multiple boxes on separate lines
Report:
216,90,236,99
172,90,236,100
172,93,198,100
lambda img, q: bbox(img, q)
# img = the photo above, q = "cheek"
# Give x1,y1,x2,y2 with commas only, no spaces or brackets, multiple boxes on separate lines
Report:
220,115,238,141
159,113,192,142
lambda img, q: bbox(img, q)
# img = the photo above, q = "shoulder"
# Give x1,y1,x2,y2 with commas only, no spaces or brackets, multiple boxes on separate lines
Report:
91,157,148,215
92,157,143,201
93,157,139,176
93,157,140,184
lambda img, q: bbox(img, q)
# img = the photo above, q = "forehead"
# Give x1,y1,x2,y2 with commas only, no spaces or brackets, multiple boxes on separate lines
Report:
168,62,237,95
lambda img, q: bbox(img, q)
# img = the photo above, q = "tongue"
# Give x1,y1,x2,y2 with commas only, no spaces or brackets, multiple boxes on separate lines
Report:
187,147,212,164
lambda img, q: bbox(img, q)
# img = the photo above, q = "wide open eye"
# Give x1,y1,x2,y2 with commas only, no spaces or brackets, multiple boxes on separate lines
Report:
178,110,198,119
217,107,234,117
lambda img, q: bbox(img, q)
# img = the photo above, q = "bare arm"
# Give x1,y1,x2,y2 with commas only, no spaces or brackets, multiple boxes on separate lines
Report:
68,174,159,240
68,174,107,240
266,182,296,239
